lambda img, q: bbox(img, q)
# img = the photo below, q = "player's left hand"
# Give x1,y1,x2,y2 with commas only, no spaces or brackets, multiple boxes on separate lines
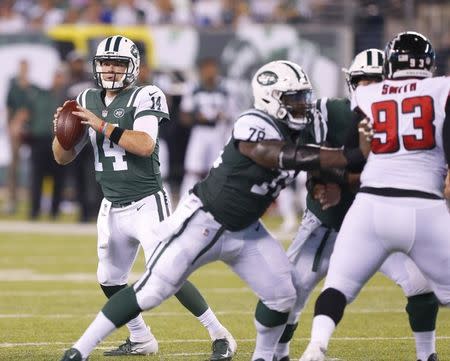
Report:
358,118,373,159
317,182,341,210
73,106,103,132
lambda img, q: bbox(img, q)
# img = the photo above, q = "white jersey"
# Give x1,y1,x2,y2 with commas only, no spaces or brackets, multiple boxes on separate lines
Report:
351,76,450,197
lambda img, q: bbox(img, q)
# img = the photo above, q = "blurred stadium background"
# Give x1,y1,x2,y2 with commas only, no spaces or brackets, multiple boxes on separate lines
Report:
0,1,449,360
0,0,448,220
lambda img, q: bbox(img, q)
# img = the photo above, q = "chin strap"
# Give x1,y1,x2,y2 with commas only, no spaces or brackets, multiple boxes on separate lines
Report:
278,144,321,171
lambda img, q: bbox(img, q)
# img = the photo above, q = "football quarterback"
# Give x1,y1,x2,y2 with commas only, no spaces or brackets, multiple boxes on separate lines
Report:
53,35,235,360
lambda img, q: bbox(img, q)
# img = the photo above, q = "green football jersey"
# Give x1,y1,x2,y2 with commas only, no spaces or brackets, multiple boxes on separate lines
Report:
194,109,299,231
76,85,169,204
306,97,355,230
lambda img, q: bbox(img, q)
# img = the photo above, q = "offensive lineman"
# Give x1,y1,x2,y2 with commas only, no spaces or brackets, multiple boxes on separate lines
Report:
275,49,439,361
299,32,450,361
53,35,235,360
59,60,321,361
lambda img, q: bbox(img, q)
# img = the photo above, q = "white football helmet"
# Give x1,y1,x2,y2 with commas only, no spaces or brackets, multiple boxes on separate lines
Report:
342,48,384,92
93,35,140,90
252,60,313,130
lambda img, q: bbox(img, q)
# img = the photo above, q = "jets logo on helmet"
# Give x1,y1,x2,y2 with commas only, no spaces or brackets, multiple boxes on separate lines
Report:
93,35,140,90
252,60,313,130
342,48,384,92
256,71,278,86
384,31,435,79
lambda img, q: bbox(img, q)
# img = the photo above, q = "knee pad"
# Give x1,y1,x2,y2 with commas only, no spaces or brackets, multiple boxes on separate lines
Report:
406,292,439,332
255,300,289,327
314,287,347,325
100,284,127,299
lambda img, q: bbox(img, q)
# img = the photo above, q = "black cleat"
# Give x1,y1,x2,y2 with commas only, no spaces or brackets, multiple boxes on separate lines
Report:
210,338,236,361
418,353,439,361
60,348,86,361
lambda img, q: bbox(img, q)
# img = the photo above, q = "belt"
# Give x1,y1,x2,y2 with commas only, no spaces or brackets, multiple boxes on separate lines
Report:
111,201,135,208
359,186,442,200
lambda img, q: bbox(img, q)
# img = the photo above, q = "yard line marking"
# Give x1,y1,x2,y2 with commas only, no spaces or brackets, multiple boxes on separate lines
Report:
1,307,447,319
0,221,96,235
1,336,450,348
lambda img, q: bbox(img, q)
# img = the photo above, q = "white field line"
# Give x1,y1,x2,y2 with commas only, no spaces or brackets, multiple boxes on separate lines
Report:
0,221,96,235
0,270,402,293
0,306,440,318
1,336,450,348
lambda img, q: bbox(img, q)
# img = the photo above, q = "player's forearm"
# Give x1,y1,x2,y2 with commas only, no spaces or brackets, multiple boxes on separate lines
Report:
52,137,76,165
238,140,284,169
103,125,155,157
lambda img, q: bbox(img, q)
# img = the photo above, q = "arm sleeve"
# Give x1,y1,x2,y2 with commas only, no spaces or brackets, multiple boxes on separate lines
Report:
133,115,159,141
134,86,170,122
443,96,450,164
233,113,283,142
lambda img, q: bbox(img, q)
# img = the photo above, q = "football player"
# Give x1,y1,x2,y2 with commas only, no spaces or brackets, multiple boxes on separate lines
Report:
59,60,320,361
52,35,235,360
179,57,234,198
274,49,440,361
299,32,450,361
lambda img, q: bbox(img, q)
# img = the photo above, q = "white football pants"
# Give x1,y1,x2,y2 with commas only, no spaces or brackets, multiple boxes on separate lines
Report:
324,193,450,305
287,205,434,324
132,193,297,314
96,190,172,285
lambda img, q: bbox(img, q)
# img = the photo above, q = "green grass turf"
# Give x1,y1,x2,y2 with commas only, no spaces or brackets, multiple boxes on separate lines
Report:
0,222,449,361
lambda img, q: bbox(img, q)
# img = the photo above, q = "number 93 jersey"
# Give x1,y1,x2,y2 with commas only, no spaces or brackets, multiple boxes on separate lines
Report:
76,85,169,204
351,76,450,197
194,109,298,231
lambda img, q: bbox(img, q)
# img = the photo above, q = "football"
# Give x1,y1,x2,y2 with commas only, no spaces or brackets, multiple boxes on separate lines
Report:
55,100,86,150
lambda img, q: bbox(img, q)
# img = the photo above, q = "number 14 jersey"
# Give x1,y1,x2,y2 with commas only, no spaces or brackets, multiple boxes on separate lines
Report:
352,76,450,197
76,85,169,204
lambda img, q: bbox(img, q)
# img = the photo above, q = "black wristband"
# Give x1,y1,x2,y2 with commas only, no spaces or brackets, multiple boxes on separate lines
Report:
279,144,321,171
109,127,125,144
343,147,365,171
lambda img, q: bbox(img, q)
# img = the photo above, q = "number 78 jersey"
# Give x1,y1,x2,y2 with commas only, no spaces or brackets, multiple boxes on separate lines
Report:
351,76,450,197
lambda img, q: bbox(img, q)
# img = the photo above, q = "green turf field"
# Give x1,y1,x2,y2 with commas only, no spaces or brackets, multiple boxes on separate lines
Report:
0,221,449,361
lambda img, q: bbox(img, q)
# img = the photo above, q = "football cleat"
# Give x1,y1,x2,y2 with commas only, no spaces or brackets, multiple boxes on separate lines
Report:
299,341,327,361
103,336,158,356
60,348,87,361
418,353,439,361
210,335,237,361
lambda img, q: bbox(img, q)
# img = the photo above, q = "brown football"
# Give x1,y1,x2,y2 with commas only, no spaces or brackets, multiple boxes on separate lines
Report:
56,100,86,150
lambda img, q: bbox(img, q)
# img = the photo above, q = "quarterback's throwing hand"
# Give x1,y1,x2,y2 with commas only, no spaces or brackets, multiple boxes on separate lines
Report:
73,106,103,133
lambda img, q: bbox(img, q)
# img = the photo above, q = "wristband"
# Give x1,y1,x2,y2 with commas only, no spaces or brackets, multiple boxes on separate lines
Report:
279,144,321,171
109,126,125,144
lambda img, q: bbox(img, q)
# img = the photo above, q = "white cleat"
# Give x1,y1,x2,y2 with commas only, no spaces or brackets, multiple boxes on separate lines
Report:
299,341,327,361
